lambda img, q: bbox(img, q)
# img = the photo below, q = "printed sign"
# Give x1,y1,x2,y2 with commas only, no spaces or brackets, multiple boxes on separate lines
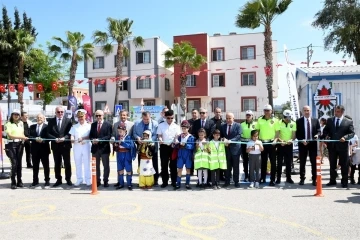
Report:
130,105,164,122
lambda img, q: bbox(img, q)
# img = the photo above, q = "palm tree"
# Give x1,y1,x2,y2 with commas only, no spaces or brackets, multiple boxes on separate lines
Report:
164,42,206,117
12,29,35,112
93,17,144,110
235,0,292,107
49,31,95,109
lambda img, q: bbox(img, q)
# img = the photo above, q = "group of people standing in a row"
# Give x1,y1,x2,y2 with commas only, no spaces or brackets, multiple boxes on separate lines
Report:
4,103,357,190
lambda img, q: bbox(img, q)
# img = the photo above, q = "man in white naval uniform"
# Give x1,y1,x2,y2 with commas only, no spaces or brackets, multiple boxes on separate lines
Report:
69,109,92,186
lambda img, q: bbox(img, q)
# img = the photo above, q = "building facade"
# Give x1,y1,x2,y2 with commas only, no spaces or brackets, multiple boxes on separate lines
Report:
173,32,278,119
296,65,360,133
84,37,174,113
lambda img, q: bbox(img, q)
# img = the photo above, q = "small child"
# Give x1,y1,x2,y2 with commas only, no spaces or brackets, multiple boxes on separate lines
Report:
246,130,264,189
194,128,210,189
208,129,227,190
113,123,136,191
174,120,195,190
137,130,156,189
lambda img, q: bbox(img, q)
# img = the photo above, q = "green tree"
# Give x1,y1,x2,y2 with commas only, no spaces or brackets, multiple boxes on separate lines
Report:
163,42,206,117
28,47,68,110
312,0,360,64
93,17,144,111
49,31,95,108
235,0,292,108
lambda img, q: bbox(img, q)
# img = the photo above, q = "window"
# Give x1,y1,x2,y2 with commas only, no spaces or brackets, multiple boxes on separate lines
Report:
144,99,155,106
136,51,151,64
212,98,226,111
114,55,127,67
241,72,256,86
119,80,128,91
95,101,106,111
95,81,106,92
118,101,129,111
212,74,225,87
211,48,224,61
187,98,201,112
136,76,151,89
36,93,40,98
165,78,170,91
186,75,196,87
240,46,255,60
165,100,170,108
241,97,257,111
93,56,104,69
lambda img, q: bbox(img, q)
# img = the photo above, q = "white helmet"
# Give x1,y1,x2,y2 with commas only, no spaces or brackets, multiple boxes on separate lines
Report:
283,109,292,118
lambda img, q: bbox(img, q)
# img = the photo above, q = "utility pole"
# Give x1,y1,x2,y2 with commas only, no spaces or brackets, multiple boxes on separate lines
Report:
307,44,313,67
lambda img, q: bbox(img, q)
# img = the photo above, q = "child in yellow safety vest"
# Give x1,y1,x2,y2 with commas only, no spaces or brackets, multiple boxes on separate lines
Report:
208,129,227,190
194,128,210,189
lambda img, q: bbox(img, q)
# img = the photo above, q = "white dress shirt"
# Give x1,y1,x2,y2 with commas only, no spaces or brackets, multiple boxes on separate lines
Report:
334,116,344,127
157,121,181,145
36,124,43,135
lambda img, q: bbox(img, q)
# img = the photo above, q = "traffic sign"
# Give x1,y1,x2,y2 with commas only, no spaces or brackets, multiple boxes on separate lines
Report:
115,105,122,116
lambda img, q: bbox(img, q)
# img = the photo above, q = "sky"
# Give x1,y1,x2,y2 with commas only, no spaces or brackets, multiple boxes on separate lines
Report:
1,0,355,105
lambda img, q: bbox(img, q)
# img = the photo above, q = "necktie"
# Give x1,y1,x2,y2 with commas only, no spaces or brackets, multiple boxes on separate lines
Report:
307,118,311,140
227,125,231,135
97,122,101,133
57,118,61,129
202,120,204,128
336,118,340,130
37,125,41,136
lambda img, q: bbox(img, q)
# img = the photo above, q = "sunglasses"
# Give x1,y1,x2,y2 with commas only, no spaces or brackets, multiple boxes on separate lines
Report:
167,117,174,119
13,113,19,116
95,115,102,117
246,114,252,116
57,111,64,113
264,110,270,112
200,112,206,114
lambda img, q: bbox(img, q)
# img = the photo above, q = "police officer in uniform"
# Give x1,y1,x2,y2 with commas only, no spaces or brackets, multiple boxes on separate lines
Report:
255,104,278,186
240,110,257,182
275,110,296,184
4,109,28,189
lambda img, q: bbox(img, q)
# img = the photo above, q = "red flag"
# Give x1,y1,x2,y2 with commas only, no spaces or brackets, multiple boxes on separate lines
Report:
36,83,44,91
240,67,246,70
215,69,222,71
140,76,146,80
326,61,332,65
149,75,157,79
76,80,84,84
87,79,92,83
51,82,58,91
17,83,24,92
252,66,258,68
120,76,129,81
226,68,235,70
264,66,272,76
276,64,283,67
192,71,201,76
313,61,320,65
0,84,5,93
290,63,295,65
203,69,210,72
9,84,15,92
159,73,166,78
28,84,34,92
131,76,137,80
300,62,307,64
341,60,347,65
99,79,106,85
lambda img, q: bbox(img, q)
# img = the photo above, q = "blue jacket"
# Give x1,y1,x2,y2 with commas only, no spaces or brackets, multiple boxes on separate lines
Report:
133,119,158,153
174,135,195,162
117,135,137,160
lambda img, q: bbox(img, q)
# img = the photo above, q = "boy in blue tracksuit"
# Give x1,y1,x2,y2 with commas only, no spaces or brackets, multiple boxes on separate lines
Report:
174,120,195,190
113,123,136,190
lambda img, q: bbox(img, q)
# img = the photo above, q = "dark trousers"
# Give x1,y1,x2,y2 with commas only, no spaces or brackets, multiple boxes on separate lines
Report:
24,141,32,166
5,142,23,182
241,143,249,178
160,144,177,185
152,152,159,183
261,144,276,182
53,146,71,182
94,151,110,183
211,169,220,185
350,164,360,180
277,144,293,179
225,148,240,184
328,147,349,183
299,143,317,181
32,151,50,183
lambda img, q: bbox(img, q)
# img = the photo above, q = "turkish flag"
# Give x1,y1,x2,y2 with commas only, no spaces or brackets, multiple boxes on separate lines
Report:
9,84,15,92
76,80,84,84
36,83,43,92
99,79,106,85
0,84,5,93
51,82,58,91
17,83,24,92
28,84,34,92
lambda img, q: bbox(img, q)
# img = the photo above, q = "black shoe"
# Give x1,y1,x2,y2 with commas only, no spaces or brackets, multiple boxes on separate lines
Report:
185,185,192,190
104,182,109,188
234,183,240,188
97,181,101,187
171,183,176,188
154,182,159,187
114,182,120,187
275,179,281,184
342,183,348,188
66,181,73,186
17,181,24,188
260,179,266,184
161,183,168,188
27,164,33,169
212,185,217,190
312,181,317,186
269,181,275,186
200,184,205,189
30,182,39,187
350,179,356,184
217,185,221,189
223,183,230,188
196,182,200,188
299,180,304,185
175,185,181,190
44,181,50,187
286,178,294,184
116,185,124,190
53,181,62,187
206,182,212,188
11,184,17,189
243,178,249,182
326,181,336,186
128,186,133,191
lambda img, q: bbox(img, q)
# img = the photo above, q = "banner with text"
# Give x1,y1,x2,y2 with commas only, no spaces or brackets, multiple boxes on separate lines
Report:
130,105,164,122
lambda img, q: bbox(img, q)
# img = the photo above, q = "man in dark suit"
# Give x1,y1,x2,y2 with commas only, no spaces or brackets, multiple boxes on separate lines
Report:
191,108,214,140
29,114,51,187
47,106,73,187
90,110,112,188
323,105,355,188
221,112,242,188
296,106,321,186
